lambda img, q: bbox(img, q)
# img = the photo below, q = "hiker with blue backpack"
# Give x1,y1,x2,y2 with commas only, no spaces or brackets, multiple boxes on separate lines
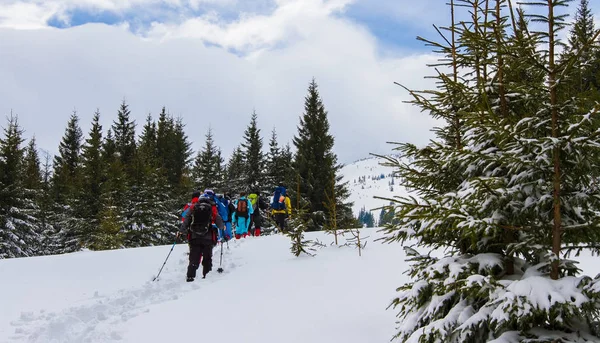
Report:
216,192,235,241
271,185,291,233
202,189,233,242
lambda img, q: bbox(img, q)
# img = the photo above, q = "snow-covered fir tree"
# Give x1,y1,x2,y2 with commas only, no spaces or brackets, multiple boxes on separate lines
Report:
241,110,265,192
0,114,40,258
20,138,45,254
126,114,175,247
96,128,127,249
265,128,288,191
212,148,226,191
51,111,84,253
380,0,600,341
78,110,104,248
193,127,221,191
293,79,352,231
225,146,246,194
112,100,137,180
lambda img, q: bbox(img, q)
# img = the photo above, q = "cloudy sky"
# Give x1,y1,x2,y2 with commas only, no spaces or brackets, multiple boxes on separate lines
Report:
0,0,595,164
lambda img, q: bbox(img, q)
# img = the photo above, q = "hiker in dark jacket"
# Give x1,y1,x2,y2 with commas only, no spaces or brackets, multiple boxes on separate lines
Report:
179,194,224,282
248,191,269,236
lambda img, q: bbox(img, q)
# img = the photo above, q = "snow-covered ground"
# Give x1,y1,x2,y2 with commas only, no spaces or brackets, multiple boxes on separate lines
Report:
0,229,408,343
340,156,407,217
3,156,600,343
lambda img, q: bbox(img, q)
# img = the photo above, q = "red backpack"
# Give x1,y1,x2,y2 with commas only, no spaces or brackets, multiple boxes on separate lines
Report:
236,199,249,218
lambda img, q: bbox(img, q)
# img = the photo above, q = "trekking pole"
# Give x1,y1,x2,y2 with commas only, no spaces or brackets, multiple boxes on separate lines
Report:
153,239,178,281
217,241,224,273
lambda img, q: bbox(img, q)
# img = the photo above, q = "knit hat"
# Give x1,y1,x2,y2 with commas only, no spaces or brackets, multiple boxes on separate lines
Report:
204,189,215,196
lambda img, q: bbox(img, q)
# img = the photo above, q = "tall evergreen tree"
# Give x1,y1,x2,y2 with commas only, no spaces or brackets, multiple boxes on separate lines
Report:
225,146,246,194
155,109,192,195
96,128,126,249
193,127,220,191
126,114,175,247
172,117,193,194
51,111,84,253
21,137,44,253
560,0,600,105
266,128,287,191
213,148,226,191
242,111,265,192
22,138,42,191
380,1,600,341
39,151,58,255
78,110,104,247
281,143,294,188
0,114,38,258
52,111,83,204
293,79,351,230
112,100,137,179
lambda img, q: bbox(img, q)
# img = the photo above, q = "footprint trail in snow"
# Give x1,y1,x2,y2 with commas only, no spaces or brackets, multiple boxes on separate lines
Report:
8,239,246,343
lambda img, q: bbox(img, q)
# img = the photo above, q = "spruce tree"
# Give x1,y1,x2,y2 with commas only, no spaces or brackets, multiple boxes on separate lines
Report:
96,129,126,249
280,143,294,189
380,1,600,341
39,152,58,255
126,114,175,246
193,127,220,191
156,107,173,182
0,114,38,258
112,100,137,179
52,111,83,204
225,146,246,194
293,79,351,230
559,0,600,116
21,138,44,253
78,110,104,247
51,111,84,253
241,110,265,192
172,117,193,194
212,148,226,191
155,108,193,194
22,138,42,192
266,128,287,191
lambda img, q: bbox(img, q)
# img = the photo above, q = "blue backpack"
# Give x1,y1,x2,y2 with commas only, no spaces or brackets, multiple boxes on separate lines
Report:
271,186,287,210
214,196,229,219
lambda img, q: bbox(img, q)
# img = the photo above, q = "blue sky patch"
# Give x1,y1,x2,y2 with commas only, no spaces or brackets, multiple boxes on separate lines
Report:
341,3,435,54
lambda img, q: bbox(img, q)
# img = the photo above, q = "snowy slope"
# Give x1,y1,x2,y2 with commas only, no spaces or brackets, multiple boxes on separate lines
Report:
0,229,408,343
340,156,407,218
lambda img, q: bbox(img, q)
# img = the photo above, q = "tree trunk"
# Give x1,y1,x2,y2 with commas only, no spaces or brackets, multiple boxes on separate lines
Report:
548,0,562,280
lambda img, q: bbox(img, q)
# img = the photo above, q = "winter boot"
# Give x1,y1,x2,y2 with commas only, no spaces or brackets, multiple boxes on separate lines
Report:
186,276,194,282
255,228,261,236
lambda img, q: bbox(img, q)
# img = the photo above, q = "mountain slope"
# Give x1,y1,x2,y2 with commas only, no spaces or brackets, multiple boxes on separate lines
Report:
340,156,407,218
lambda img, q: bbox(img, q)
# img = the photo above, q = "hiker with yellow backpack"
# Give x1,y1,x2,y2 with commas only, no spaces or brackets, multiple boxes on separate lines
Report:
271,185,291,233
233,191,254,239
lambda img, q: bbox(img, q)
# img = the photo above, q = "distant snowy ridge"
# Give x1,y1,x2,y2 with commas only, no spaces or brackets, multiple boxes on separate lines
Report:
340,154,407,218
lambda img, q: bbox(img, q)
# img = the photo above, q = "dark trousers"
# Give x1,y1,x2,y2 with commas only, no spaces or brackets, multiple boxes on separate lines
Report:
187,239,214,278
274,213,288,232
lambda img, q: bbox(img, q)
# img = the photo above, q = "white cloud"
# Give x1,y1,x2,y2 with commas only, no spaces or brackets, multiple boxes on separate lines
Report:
0,2,60,29
0,0,439,164
145,0,354,52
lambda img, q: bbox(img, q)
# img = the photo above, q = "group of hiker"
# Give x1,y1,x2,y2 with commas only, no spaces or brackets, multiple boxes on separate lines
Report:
178,185,291,282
